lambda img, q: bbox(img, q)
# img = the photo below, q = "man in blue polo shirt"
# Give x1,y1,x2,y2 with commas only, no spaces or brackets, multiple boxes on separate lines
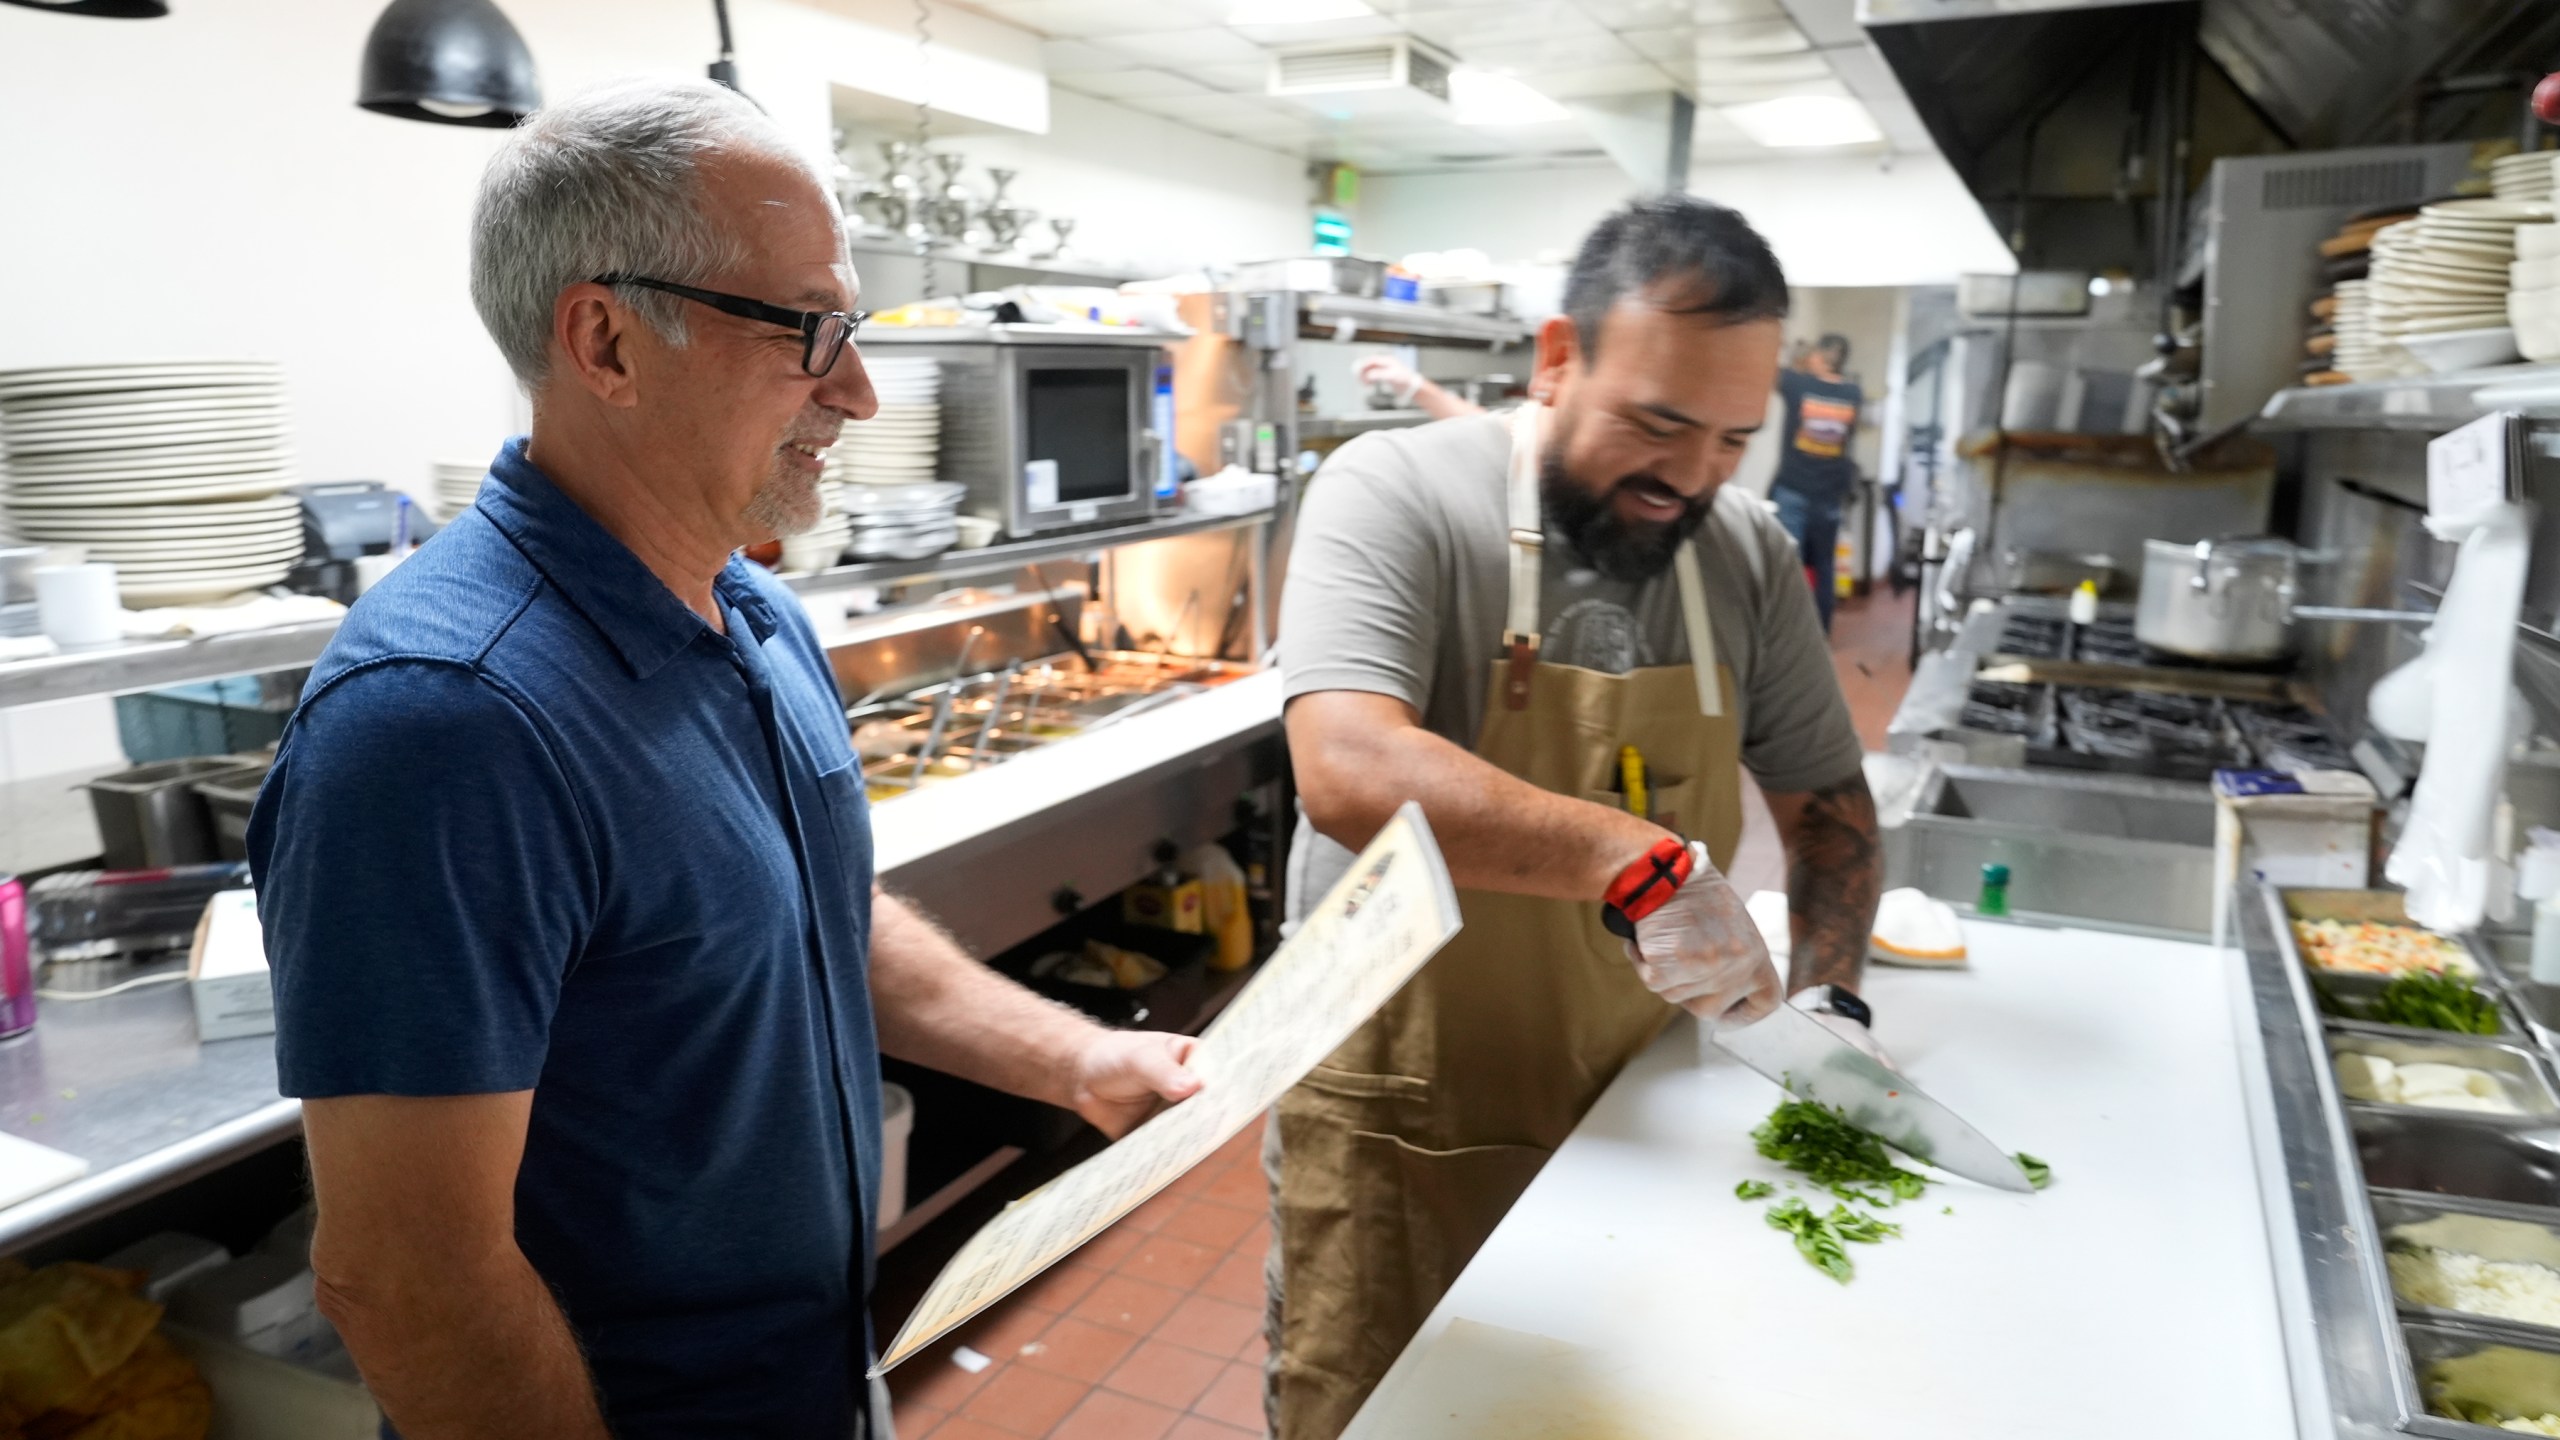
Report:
247,78,1202,1440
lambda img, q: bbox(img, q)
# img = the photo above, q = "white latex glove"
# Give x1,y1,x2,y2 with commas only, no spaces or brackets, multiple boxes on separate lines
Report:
1620,843,1783,1029
1354,355,1423,405
1808,1008,1898,1070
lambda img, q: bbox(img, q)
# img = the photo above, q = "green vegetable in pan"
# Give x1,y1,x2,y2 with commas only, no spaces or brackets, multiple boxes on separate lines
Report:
2372,969,2503,1035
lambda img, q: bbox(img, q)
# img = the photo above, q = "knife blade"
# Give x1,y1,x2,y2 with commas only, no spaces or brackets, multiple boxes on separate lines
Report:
1714,1003,2036,1194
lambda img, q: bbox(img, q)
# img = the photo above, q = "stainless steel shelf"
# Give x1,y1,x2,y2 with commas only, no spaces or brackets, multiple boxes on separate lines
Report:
1298,411,1431,441
2256,362,2560,435
0,619,342,713
1293,293,1530,349
781,509,1273,595
844,234,1145,286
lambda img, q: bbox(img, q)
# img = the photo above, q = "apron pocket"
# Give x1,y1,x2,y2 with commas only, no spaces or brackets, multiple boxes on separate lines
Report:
1297,1064,1430,1102
1582,774,1701,841
1346,1131,1552,1365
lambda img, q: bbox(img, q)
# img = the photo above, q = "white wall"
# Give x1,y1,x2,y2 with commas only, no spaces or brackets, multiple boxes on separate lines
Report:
938,91,1310,280
0,0,1305,506
1357,152,2016,288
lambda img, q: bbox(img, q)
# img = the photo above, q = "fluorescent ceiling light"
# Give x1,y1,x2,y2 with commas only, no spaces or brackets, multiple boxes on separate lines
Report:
1720,94,1882,148
1450,69,1570,126
1230,0,1371,22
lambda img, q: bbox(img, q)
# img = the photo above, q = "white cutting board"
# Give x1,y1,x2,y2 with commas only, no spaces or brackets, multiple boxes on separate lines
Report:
0,1129,88,1211
1345,921,2294,1440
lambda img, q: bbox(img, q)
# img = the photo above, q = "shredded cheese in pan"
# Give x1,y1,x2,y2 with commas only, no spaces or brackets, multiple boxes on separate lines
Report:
2390,1245,2560,1327
2292,918,2479,978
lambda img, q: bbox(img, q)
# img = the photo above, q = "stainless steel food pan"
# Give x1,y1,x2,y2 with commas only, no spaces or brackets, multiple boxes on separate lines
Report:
2403,1317,2560,1436
2375,1188,2560,1340
2313,969,2528,1041
2278,888,2494,985
2329,1026,2560,1120
2356,1111,2560,1205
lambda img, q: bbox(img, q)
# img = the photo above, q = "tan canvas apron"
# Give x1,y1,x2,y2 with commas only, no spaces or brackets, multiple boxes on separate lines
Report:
1265,403,1747,1440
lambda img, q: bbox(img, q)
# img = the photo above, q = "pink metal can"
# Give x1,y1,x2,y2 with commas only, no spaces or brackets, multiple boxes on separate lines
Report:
0,877,32,1040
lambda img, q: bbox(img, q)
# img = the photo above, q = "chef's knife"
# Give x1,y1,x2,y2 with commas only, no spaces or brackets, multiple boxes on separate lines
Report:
1715,1003,2036,1194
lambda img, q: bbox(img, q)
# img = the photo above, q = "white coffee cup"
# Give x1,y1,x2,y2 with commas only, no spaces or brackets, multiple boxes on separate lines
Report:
33,563,121,649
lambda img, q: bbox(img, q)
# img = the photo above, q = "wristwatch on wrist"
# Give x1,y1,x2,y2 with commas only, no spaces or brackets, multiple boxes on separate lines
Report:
1599,837,1693,941
1792,983,1874,1029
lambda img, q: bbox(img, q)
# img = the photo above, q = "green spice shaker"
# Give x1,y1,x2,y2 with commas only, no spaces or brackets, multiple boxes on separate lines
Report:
1978,862,2011,917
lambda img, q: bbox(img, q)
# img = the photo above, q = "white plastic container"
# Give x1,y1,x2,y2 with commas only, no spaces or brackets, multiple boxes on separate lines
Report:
880,1082,913,1230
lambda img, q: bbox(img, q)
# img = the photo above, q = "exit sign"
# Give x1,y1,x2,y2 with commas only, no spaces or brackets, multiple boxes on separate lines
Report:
1312,210,1352,256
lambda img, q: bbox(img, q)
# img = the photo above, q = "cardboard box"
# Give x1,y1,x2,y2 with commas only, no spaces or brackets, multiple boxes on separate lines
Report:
2211,769,2379,945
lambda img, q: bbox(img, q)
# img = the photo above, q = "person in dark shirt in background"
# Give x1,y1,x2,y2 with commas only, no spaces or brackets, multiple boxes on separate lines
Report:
1768,333,1863,632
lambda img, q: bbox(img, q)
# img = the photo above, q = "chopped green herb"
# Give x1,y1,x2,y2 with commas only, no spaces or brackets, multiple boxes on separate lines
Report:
1941,1205,1954,1215
2372,970,2502,1035
1751,1098,1929,1205
1734,1179,1774,1200
1827,1205,1900,1244
1766,1198,1853,1282
2015,1152,2053,1190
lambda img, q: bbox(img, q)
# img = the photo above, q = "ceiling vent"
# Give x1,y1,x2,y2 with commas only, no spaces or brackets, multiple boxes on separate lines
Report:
1269,38,1454,120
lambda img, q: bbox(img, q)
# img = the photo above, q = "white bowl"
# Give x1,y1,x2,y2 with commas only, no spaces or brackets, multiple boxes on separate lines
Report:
952,515,1001,549
2515,256,2560,291
2517,224,2560,261
2397,325,2520,374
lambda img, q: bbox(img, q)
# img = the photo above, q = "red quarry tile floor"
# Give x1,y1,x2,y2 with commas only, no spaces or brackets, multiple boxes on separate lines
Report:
889,1119,1275,1439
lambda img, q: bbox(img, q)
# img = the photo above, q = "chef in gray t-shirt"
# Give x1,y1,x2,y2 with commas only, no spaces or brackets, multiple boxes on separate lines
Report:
1261,195,1883,1440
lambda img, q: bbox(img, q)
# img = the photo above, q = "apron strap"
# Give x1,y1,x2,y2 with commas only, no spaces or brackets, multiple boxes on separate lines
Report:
1504,402,1723,718
1503,404,1545,711
1674,546,1724,718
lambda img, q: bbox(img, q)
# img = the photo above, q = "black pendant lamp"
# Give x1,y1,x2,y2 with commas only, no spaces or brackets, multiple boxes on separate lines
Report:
0,0,169,17
357,0,540,129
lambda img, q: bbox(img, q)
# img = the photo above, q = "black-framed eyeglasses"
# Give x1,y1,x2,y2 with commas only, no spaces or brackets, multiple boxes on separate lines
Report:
591,274,868,377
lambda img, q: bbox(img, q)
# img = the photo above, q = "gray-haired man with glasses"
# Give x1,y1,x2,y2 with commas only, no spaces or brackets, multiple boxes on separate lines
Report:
248,77,1204,1440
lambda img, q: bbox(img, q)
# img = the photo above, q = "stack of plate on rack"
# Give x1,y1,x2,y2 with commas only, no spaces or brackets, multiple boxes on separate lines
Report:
779,491,854,574
0,360,303,604
833,358,941,486
2329,280,2393,382
431,459,486,521
841,480,961,561
2514,223,2560,363
2364,201,2549,374
2492,151,2557,205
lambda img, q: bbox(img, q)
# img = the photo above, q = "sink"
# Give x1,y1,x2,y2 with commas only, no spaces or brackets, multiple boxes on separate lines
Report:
1881,763,2218,935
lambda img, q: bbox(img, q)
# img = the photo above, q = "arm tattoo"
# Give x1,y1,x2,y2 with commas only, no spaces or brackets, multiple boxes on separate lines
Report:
1785,775,1882,993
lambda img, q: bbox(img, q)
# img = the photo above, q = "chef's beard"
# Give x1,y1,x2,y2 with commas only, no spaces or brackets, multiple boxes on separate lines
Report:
1539,450,1712,584
744,409,841,538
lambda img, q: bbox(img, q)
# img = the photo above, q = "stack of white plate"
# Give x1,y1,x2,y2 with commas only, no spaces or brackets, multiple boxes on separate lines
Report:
779,484,854,574
2365,201,2549,372
834,358,941,487
2331,280,2402,381
842,479,961,561
0,361,302,603
2514,224,2560,362
2492,152,2557,205
431,460,486,521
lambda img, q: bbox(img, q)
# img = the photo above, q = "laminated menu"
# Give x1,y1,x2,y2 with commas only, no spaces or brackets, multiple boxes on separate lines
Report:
873,801,1462,1374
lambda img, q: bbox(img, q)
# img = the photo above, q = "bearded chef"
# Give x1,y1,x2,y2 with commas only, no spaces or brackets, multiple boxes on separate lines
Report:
1262,194,1884,1439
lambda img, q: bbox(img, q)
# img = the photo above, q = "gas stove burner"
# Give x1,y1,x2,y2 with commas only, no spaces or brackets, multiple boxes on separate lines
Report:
1960,681,2054,742
2054,687,2251,769
1997,615,2068,660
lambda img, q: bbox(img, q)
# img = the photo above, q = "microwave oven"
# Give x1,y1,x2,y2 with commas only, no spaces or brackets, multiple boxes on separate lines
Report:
855,326,1175,538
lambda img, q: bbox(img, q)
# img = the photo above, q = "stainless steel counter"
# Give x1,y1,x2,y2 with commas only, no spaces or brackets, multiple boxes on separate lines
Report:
0,958,293,1255
0,673,1282,1257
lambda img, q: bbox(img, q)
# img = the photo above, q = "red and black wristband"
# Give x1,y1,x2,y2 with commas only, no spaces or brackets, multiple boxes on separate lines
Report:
1599,836,1693,940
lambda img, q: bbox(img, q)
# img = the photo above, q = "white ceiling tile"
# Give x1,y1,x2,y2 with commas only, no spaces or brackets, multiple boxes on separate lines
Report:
1230,14,1408,42
1692,0,1786,17
1534,62,1683,97
1461,31,1643,69
1047,67,1220,99
1039,38,1138,73
981,0,1218,38
1695,73,1844,103
1187,60,1275,91
1612,25,1694,60
1772,0,1861,46
1693,16,1811,53
1574,0,1692,25
1092,26,1272,65
1693,51,1832,83
1406,2,1604,51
